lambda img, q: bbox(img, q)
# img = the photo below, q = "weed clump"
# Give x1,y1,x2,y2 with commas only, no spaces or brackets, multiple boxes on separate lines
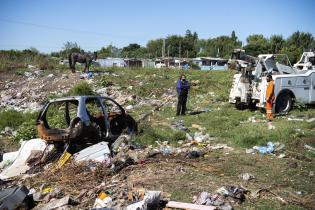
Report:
68,81,95,96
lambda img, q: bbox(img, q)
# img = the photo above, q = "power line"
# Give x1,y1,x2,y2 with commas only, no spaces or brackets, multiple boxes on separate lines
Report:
0,18,107,37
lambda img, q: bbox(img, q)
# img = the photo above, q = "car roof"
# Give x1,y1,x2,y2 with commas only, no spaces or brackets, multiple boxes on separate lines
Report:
48,96,114,103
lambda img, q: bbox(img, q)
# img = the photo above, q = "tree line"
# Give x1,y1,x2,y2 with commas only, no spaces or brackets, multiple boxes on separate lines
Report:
2,30,315,64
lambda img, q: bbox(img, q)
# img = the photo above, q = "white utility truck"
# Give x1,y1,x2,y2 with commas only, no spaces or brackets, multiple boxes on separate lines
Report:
229,54,315,113
294,50,315,70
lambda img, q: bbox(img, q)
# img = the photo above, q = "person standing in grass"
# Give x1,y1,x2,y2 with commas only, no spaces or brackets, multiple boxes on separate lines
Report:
176,74,190,116
265,74,275,121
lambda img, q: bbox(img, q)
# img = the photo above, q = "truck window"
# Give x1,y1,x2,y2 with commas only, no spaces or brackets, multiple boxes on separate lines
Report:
309,56,315,65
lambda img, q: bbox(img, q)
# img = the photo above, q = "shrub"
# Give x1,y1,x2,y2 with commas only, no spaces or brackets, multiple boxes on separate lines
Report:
68,81,95,96
14,121,37,142
0,110,24,130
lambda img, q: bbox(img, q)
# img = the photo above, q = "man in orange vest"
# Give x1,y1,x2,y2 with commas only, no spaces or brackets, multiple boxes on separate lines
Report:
265,74,275,121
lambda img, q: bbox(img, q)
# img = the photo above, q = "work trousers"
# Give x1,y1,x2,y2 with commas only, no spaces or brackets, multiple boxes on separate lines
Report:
266,100,273,120
177,94,188,115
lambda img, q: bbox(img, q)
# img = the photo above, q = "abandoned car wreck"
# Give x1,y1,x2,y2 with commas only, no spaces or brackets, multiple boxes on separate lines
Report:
36,96,137,150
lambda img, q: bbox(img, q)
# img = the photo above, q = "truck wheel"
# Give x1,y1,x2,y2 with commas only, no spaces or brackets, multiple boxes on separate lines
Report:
235,98,245,110
248,101,257,111
276,93,293,113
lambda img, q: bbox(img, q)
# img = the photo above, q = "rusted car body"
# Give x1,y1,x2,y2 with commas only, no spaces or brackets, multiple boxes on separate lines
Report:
36,96,137,145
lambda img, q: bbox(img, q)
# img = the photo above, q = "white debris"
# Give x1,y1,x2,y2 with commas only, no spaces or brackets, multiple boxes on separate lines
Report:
0,138,51,180
125,105,134,110
306,118,315,123
73,141,111,163
239,173,255,181
288,118,304,121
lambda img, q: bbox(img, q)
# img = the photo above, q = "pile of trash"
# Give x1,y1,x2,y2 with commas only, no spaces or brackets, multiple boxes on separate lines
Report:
0,69,149,112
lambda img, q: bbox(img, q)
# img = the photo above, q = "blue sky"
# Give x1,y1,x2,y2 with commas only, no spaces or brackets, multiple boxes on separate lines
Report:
0,0,314,53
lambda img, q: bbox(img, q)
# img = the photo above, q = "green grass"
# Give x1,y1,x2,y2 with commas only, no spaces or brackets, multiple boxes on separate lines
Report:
92,67,315,149
0,110,37,130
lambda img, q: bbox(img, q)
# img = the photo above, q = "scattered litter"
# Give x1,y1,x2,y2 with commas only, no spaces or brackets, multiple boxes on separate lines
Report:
56,151,72,168
93,192,113,208
33,195,76,210
193,192,225,206
309,171,314,177
306,118,315,122
161,146,173,155
304,144,315,153
288,117,304,121
194,132,210,143
217,186,246,202
245,148,255,154
191,123,202,130
171,120,188,131
253,142,274,154
239,173,255,181
186,133,193,141
111,135,131,153
0,126,16,137
186,151,201,158
125,105,134,110
80,72,93,79
166,201,216,210
209,144,233,151
47,73,55,78
274,142,285,152
278,154,286,158
126,191,161,210
268,122,276,130
0,151,19,169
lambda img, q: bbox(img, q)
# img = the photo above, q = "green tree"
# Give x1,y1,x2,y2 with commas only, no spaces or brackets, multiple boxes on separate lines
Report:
147,38,163,58
269,35,285,54
121,43,147,58
196,31,241,58
60,41,81,58
244,34,270,56
280,31,314,63
98,45,113,58
145,30,199,58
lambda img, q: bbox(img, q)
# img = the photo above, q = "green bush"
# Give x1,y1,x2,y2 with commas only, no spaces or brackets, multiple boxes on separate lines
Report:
67,81,95,96
0,110,37,130
0,110,25,130
14,121,37,142
99,77,114,87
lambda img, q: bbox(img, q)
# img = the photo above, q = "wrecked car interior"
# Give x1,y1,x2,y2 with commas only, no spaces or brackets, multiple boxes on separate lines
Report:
36,96,137,149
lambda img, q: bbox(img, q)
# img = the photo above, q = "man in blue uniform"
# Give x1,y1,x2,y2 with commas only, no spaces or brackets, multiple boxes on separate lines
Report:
176,74,190,116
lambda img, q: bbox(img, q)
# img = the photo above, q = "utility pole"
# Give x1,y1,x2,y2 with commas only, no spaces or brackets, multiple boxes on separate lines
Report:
162,39,165,59
179,42,181,68
167,45,170,67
